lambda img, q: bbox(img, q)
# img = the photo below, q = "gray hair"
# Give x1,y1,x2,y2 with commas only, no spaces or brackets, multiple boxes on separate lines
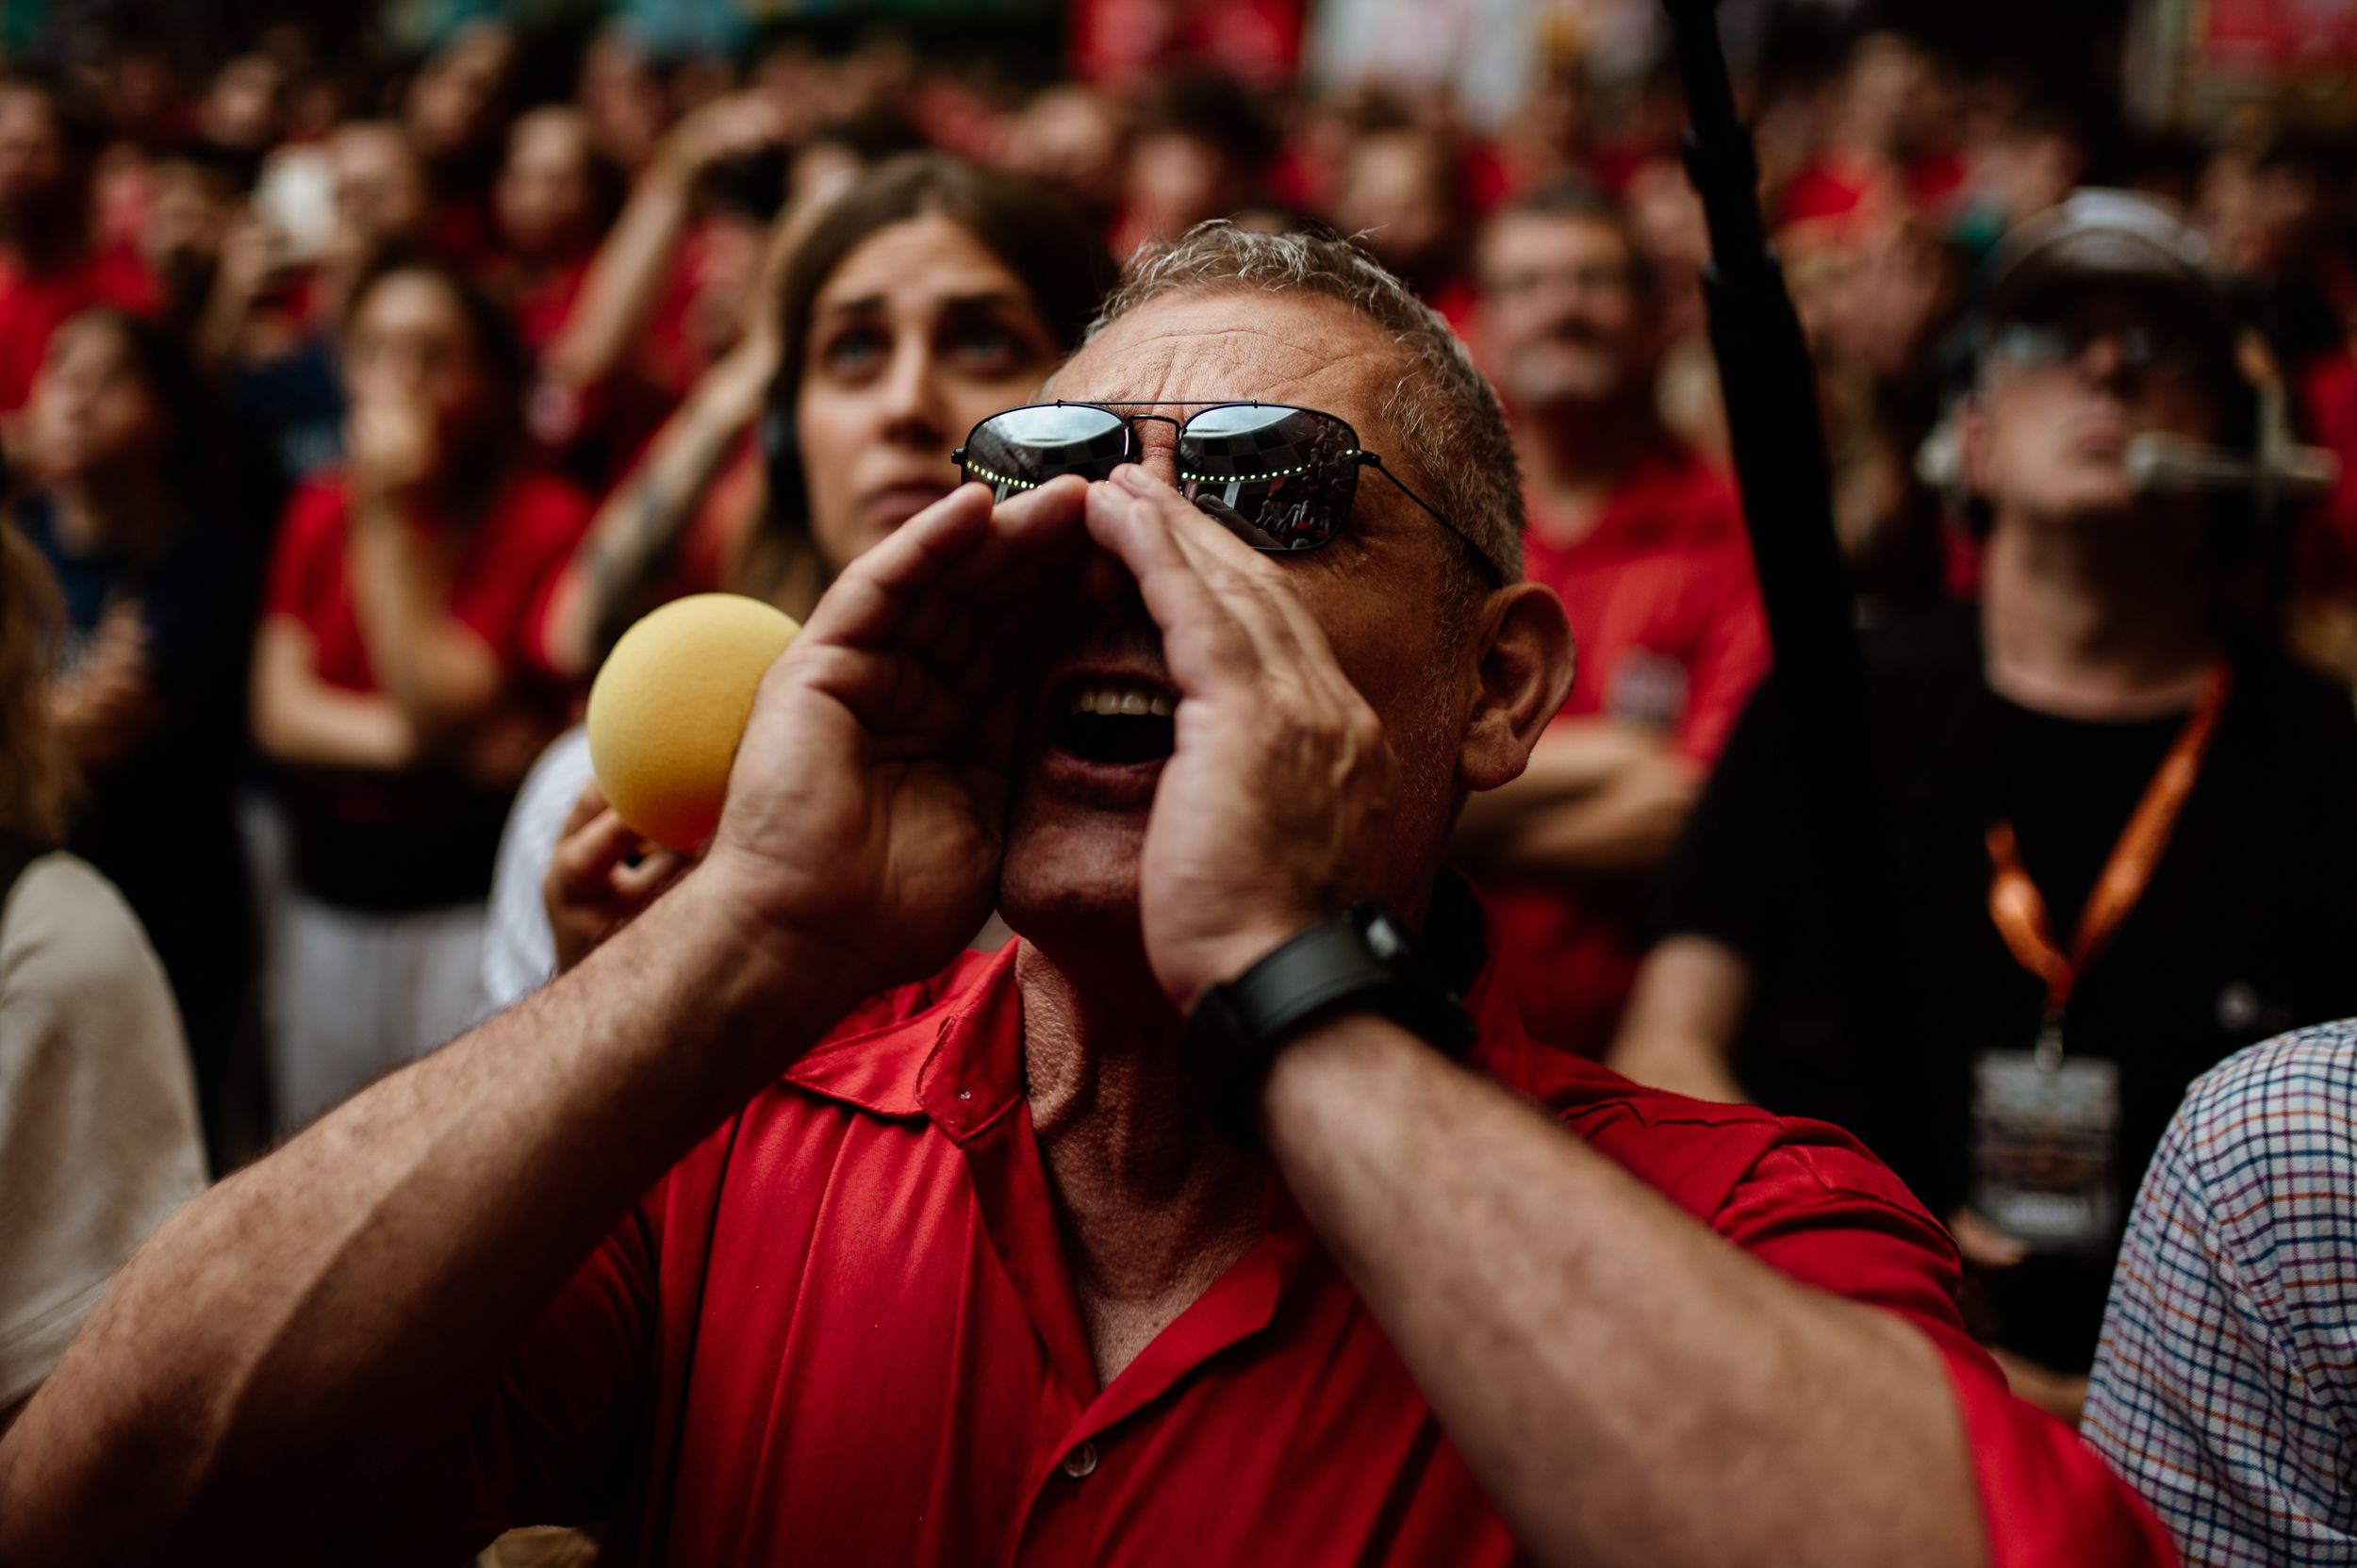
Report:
1084,222,1525,587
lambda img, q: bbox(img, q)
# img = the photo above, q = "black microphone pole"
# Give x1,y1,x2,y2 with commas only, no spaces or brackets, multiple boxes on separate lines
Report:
1659,0,1919,1172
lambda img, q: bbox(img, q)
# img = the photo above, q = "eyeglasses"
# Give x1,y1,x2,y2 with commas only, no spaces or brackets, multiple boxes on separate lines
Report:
952,401,1504,586
1479,261,1639,303
1988,318,2208,384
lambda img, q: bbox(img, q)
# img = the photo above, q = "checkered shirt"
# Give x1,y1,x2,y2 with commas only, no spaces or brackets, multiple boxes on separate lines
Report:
2086,1022,2357,1566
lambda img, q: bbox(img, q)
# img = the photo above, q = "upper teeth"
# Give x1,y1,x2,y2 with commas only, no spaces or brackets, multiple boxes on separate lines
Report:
1069,683,1174,718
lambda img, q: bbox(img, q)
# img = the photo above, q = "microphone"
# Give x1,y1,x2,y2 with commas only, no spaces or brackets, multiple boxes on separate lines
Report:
586,594,801,852
2124,432,2341,498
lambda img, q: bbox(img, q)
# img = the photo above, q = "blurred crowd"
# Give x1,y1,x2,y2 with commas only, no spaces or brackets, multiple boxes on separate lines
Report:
8,0,2357,1543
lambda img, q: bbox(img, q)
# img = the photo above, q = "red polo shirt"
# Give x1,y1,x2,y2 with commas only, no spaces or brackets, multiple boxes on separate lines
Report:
405,930,2165,1566
1479,445,1771,1055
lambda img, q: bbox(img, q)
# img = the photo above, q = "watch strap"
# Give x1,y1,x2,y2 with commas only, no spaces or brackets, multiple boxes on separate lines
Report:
1187,903,1475,1147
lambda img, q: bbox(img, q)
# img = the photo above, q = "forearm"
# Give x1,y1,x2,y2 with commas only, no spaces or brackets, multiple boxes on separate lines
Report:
1607,1030,1750,1103
1457,720,1646,836
1455,722,1698,876
194,275,259,372
1494,764,1698,875
0,875,856,1565
253,655,418,771
1602,935,1756,1103
347,510,504,746
1261,1020,1986,1568
540,378,760,677
540,169,691,390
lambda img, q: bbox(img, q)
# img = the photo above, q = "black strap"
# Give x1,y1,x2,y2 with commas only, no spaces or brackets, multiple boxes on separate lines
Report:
1188,903,1475,1147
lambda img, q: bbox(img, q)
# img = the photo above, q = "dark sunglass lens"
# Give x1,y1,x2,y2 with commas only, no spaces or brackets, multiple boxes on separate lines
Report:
1178,405,1360,552
960,405,1130,498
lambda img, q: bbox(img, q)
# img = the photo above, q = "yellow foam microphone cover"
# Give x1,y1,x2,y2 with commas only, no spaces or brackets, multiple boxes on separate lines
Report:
586,593,800,852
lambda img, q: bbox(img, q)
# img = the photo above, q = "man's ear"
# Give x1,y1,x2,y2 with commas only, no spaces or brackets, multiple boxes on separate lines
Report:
1458,582,1574,793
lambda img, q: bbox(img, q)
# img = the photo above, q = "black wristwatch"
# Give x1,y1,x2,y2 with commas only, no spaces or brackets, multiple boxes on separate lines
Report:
1186,902,1477,1147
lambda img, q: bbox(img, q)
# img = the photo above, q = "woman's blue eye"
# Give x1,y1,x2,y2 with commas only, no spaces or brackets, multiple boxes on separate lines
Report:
960,325,1012,355
823,329,886,371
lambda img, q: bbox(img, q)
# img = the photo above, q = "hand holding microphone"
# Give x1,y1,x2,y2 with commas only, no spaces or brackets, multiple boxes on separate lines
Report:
544,780,691,974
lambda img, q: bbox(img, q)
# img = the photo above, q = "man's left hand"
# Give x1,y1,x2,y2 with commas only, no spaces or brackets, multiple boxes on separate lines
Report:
1083,465,1402,1012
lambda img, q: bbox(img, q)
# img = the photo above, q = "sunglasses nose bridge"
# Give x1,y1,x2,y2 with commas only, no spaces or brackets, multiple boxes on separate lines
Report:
1125,413,1185,488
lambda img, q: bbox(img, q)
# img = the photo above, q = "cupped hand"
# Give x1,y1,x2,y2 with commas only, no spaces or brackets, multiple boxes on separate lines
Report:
545,782,689,974
659,91,790,176
1082,466,1402,1012
214,213,290,309
346,392,437,503
695,476,1088,1003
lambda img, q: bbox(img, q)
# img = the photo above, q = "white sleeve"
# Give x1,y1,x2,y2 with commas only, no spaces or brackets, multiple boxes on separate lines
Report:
0,854,207,1408
477,728,598,1018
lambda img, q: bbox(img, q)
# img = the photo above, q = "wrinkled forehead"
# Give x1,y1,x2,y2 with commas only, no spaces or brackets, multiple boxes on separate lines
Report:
1047,288,1408,459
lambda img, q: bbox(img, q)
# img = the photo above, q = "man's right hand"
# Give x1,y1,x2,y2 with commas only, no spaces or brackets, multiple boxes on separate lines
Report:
695,476,1086,1011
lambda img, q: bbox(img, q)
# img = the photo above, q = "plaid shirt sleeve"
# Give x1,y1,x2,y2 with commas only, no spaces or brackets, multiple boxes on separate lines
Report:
2085,1025,2357,1567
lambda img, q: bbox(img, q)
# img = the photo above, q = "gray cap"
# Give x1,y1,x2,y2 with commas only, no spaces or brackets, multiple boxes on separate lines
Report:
1984,188,2231,338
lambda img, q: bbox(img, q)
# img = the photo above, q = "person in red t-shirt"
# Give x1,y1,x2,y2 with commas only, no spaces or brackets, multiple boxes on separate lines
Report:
403,22,519,274
0,74,157,421
251,255,590,1132
481,107,617,357
3,227,2166,1568
1456,178,1770,1056
527,90,793,476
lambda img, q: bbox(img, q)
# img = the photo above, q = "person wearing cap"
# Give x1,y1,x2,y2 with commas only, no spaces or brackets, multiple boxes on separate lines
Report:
1608,189,2357,1420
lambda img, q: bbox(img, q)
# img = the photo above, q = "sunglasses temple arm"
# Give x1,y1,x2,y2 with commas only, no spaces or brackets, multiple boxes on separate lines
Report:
1361,454,1505,586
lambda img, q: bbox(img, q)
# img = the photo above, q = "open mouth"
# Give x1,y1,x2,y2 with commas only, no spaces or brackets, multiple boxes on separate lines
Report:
1051,676,1178,767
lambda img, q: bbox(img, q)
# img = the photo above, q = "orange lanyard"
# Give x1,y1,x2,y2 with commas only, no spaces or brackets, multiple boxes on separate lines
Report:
1985,666,2231,1063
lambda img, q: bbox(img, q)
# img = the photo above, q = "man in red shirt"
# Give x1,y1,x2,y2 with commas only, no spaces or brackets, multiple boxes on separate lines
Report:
1459,178,1770,1055
0,74,156,418
0,225,2161,1567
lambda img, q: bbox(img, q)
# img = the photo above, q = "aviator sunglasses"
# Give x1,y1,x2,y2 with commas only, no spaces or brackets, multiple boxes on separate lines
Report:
952,402,1504,586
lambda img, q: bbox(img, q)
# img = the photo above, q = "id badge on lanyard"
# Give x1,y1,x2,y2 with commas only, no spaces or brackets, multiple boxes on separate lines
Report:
1969,1041,2120,1254
1968,667,2228,1256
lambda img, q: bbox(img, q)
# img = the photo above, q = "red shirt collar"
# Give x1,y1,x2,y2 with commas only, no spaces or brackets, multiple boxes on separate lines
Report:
781,875,1541,1138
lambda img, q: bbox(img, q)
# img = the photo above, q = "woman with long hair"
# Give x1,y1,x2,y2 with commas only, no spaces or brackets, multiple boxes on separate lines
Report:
17,306,259,1163
0,521,206,1431
253,252,594,1131
478,153,1116,1009
0,529,74,851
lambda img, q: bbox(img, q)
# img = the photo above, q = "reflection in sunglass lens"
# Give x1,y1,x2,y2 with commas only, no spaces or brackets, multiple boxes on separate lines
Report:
1178,404,1360,553
960,404,1130,498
